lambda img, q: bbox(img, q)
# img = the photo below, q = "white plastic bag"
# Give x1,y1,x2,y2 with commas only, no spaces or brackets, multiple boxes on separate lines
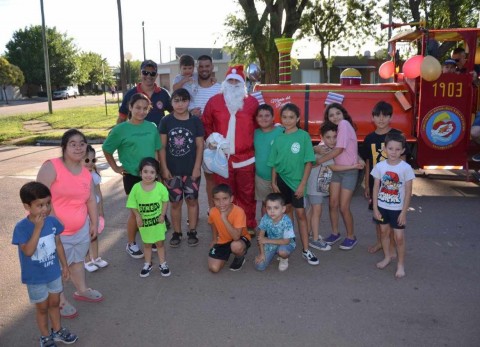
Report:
203,133,230,178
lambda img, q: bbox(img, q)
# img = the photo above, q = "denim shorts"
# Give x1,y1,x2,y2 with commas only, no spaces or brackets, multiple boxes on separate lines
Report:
26,276,63,304
255,244,295,271
473,112,480,127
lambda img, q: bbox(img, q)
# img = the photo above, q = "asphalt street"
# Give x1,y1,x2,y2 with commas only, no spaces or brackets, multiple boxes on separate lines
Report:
0,145,479,347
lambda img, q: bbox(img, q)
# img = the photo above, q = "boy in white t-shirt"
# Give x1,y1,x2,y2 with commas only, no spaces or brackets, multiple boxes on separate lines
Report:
371,132,415,279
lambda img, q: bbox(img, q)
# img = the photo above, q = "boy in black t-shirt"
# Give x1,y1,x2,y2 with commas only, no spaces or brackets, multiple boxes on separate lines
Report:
361,101,408,255
159,88,205,248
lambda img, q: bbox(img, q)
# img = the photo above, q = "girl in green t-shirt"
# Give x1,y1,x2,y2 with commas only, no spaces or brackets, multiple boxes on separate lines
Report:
268,103,319,266
127,158,170,278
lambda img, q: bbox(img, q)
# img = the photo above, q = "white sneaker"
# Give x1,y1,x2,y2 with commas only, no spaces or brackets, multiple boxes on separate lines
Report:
84,261,99,272
93,257,108,268
278,258,289,271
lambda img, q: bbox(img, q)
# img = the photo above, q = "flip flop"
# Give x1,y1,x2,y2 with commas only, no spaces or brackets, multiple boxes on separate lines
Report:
73,288,104,303
60,301,78,319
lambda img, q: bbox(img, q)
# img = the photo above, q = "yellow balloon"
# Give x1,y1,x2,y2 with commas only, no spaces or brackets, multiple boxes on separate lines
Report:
421,55,442,82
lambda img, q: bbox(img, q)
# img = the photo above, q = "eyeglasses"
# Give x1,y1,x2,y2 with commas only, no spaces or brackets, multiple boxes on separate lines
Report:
141,70,156,77
84,158,97,163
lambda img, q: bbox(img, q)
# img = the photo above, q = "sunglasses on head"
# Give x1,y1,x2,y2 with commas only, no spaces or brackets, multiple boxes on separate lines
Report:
141,70,156,77
84,158,97,164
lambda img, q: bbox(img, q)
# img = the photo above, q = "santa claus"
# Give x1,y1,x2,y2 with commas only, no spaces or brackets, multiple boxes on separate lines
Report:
202,65,259,229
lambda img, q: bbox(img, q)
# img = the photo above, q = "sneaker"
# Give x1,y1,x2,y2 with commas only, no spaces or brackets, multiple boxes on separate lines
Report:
140,263,153,277
126,242,144,259
152,244,157,252
92,257,108,268
339,237,358,250
324,233,342,246
278,258,289,271
165,215,171,230
229,256,246,271
302,249,319,265
309,239,332,251
159,262,171,277
472,153,480,162
169,232,182,247
84,261,99,273
187,230,199,247
51,327,78,344
40,335,57,347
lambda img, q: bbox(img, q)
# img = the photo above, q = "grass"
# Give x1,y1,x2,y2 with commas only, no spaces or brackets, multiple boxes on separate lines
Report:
0,105,117,144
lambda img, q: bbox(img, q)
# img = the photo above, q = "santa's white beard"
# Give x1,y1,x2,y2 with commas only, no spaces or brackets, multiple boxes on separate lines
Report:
222,80,246,115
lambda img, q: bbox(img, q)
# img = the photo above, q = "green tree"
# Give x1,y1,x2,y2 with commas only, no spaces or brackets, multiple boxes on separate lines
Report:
5,25,77,96
389,0,480,57
223,0,311,83
74,52,115,94
0,57,25,104
299,0,382,82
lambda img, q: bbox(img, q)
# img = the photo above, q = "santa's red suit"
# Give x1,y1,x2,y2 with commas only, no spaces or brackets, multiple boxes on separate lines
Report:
203,93,259,229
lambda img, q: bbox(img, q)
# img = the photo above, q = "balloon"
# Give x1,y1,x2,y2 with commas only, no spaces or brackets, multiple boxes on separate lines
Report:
379,61,395,79
403,55,424,79
420,55,442,82
246,63,261,82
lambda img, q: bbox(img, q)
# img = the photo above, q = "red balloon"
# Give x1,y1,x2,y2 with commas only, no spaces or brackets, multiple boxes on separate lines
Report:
379,61,394,79
403,55,424,79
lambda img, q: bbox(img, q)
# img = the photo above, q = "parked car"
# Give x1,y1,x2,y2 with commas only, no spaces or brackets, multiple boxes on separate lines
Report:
52,86,79,100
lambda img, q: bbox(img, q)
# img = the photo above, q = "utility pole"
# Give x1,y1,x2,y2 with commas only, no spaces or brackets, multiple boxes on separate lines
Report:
40,0,52,114
117,0,127,94
142,21,146,61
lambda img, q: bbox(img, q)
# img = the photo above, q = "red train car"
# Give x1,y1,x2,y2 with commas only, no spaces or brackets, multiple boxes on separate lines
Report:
254,28,480,170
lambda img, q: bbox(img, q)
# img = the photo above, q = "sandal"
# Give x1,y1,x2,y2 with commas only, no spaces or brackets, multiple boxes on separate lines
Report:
59,301,78,319
73,288,104,302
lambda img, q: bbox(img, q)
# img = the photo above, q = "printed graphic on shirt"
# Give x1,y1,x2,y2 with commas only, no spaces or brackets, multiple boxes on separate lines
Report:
31,233,56,268
291,142,300,154
317,165,332,194
138,202,161,227
168,127,194,157
378,171,401,205
370,142,387,166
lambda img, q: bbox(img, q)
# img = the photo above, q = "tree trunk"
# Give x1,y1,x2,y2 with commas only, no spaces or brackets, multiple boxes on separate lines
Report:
2,86,8,104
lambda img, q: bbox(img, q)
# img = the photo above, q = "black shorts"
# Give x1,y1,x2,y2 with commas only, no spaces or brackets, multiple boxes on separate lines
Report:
373,206,405,229
277,175,304,209
123,174,142,195
208,236,251,261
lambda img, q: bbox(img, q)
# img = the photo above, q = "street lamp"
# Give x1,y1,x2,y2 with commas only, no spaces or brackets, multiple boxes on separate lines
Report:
125,52,132,89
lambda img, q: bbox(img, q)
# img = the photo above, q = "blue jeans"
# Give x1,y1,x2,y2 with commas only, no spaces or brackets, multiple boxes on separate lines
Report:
255,244,295,271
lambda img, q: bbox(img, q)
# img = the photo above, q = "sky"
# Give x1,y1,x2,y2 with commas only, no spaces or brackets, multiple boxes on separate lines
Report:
0,0,377,67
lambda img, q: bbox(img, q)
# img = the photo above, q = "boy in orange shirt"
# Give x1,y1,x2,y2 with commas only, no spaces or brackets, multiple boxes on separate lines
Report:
208,184,251,273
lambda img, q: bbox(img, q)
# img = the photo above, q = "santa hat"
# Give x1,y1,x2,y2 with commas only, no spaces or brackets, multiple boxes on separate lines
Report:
225,65,245,83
